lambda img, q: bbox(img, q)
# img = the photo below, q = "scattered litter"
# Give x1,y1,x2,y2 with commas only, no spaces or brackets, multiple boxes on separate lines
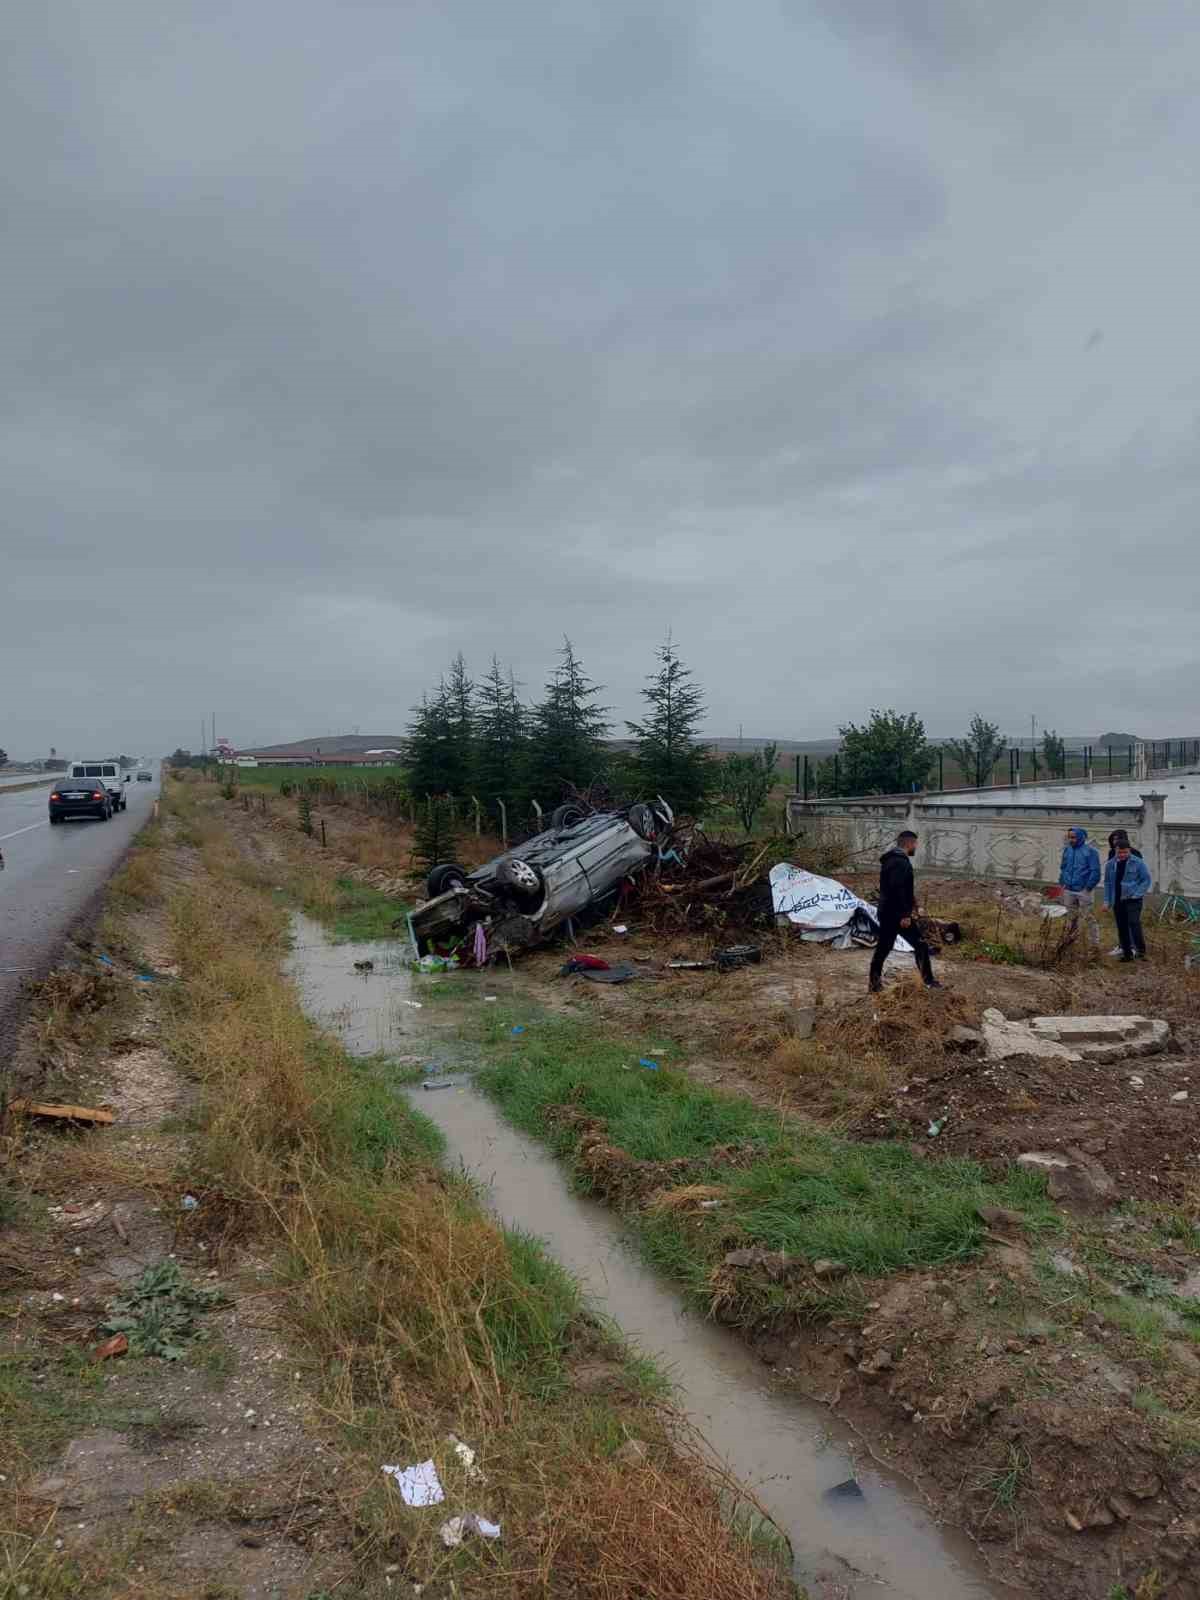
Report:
92,1333,128,1363
353,959,374,973
440,1513,501,1547
511,1025,525,1036
473,923,488,966
7,1100,114,1126
401,1000,423,1010
447,1435,483,1481
1040,905,1068,920
180,1194,199,1211
382,1460,444,1507
422,1080,456,1092
699,1199,722,1210
1171,1090,1189,1102
571,961,639,985
1130,1076,1145,1088
713,944,762,971
638,1058,660,1072
824,1478,865,1503
560,954,610,974
134,973,159,983
484,996,497,1003
417,953,458,972
96,954,114,966
612,924,629,935
927,1116,947,1137
421,1063,444,1076
668,959,715,971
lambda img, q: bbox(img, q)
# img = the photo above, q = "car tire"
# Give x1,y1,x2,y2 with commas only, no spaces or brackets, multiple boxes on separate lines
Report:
426,862,468,899
628,802,658,841
496,857,544,900
49,814,60,825
550,803,587,831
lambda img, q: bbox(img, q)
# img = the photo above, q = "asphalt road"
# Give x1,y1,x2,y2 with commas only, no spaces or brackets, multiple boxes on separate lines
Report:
0,773,160,1061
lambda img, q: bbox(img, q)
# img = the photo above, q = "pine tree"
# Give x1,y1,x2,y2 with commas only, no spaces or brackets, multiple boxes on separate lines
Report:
410,796,460,875
444,652,476,791
625,635,711,814
476,656,527,816
406,675,473,799
527,639,611,803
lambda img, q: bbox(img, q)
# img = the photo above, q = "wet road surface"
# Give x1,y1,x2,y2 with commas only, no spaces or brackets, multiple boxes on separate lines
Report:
0,773,159,1059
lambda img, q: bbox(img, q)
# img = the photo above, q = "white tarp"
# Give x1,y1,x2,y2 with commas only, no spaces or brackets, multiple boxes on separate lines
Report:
768,864,912,953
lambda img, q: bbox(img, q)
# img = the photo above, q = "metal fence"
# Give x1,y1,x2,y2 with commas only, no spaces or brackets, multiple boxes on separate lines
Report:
795,738,1200,800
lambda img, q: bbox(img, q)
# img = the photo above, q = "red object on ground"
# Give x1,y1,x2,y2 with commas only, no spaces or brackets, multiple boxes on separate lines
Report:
1045,885,1064,900
573,954,610,970
92,1333,128,1362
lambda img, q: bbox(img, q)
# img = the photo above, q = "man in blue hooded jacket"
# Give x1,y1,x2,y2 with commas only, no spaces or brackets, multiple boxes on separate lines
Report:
1058,827,1101,949
1104,843,1152,960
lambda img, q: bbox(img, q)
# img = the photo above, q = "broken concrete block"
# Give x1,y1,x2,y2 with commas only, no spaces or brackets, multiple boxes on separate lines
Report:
947,1025,983,1052
981,1009,1082,1063
1016,1149,1116,1208
1028,1015,1169,1061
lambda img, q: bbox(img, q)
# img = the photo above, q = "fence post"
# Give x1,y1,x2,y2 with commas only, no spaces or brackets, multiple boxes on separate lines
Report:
803,754,810,801
794,754,801,794
834,753,841,794
321,819,327,848
937,749,943,791
496,798,508,848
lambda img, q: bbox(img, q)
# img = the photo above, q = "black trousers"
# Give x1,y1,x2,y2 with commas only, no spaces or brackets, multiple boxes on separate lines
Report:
1114,896,1146,957
869,912,934,985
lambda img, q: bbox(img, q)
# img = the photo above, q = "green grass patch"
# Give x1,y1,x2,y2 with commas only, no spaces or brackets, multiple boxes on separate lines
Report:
329,876,407,942
470,1005,1060,1311
233,763,409,792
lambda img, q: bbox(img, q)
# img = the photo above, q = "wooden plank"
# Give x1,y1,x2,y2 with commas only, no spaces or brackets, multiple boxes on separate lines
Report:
7,1100,115,1124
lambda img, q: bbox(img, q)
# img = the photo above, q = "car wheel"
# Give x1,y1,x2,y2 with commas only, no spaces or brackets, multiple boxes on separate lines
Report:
426,862,468,899
550,803,587,830
496,857,544,899
628,802,658,841
49,814,60,825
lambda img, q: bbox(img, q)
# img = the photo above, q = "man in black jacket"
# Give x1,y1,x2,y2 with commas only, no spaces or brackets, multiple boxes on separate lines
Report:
868,829,940,993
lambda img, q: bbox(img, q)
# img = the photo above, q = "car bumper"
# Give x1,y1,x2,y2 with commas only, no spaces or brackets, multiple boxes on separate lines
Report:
49,802,107,819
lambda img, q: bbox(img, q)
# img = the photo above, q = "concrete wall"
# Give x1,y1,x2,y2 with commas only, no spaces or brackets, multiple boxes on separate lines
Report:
1160,824,1200,895
787,791,1200,896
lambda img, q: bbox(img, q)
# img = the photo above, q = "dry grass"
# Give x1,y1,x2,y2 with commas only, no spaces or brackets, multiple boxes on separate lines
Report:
767,1035,896,1120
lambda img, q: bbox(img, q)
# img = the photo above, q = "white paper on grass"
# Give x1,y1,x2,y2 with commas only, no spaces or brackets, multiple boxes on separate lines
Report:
441,1513,502,1547
382,1460,444,1506
768,864,912,954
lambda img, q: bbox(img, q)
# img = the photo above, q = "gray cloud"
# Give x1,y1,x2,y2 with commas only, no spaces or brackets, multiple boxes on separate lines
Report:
3,0,1199,760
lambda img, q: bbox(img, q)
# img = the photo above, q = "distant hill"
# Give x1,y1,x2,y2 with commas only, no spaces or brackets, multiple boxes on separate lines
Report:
241,734,407,759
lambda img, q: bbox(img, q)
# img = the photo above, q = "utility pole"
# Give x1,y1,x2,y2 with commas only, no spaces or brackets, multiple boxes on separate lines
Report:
1030,713,1036,753
201,719,206,756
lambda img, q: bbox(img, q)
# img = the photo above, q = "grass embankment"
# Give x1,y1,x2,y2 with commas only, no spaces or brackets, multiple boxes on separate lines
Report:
126,797,792,1595
469,1005,1059,1324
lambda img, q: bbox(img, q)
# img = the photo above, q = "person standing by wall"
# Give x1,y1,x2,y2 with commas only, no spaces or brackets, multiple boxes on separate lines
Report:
1104,830,1144,955
1104,843,1152,961
868,829,941,992
1058,827,1101,949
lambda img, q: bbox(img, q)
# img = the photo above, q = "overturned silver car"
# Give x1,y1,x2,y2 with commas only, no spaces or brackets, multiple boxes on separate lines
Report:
406,800,673,961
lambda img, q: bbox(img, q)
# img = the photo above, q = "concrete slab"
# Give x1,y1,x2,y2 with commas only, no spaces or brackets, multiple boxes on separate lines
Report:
981,1008,1082,1063
1029,1015,1169,1061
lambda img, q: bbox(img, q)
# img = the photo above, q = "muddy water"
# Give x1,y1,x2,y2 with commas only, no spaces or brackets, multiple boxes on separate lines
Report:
287,916,1007,1600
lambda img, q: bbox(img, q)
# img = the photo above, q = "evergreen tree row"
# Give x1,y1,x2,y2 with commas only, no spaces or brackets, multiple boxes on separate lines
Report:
406,635,713,819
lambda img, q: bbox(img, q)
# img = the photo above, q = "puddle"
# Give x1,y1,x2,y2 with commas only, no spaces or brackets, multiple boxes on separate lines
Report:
287,914,1006,1600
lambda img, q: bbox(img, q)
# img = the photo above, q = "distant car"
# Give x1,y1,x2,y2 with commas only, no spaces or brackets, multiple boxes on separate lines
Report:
49,779,112,823
136,771,152,782
408,799,673,959
65,760,129,812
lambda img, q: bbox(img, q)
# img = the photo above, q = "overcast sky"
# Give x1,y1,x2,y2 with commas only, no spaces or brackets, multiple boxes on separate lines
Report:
3,0,1198,759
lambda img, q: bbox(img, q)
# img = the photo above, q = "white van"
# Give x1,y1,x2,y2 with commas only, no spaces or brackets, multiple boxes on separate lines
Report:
66,760,129,812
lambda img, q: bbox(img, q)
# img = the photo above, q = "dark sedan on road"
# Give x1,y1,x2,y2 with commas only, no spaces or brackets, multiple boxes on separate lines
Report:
48,780,113,823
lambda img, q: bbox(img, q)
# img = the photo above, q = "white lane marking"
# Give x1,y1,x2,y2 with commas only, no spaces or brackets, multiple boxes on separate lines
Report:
0,821,48,842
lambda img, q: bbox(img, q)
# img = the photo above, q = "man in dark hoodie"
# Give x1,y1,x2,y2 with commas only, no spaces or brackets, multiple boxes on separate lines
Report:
868,829,940,993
